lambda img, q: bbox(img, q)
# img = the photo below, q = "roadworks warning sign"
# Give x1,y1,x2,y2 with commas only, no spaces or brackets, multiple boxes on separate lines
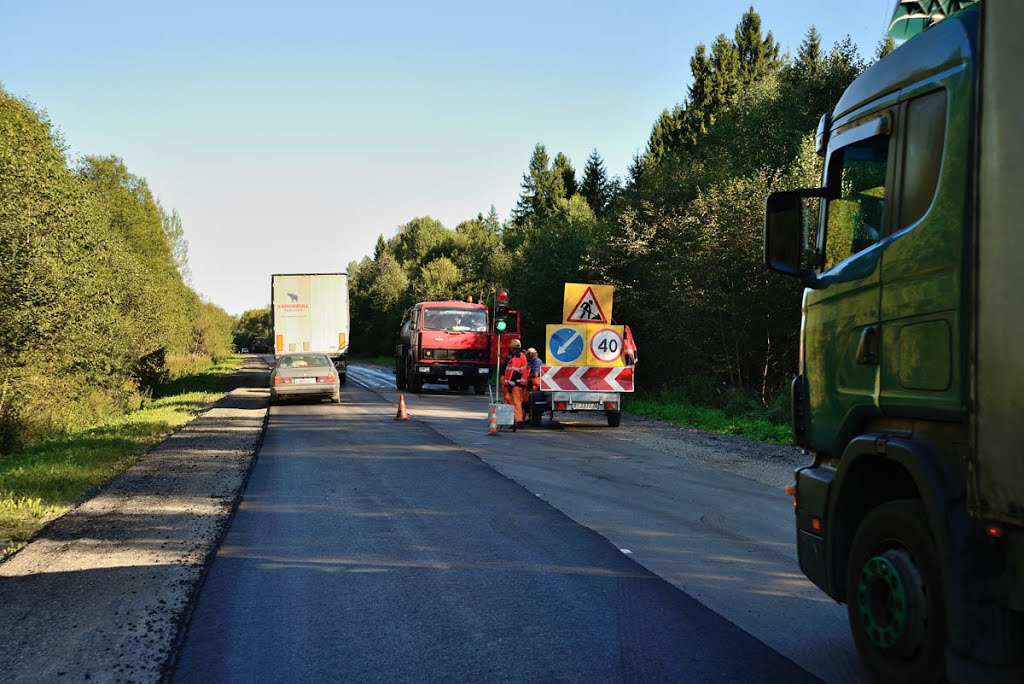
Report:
563,283,614,324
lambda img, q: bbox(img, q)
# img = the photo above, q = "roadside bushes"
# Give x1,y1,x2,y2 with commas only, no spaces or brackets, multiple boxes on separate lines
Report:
624,382,793,444
0,86,234,454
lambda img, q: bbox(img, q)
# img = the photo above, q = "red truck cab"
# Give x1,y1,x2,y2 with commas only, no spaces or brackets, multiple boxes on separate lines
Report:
395,301,491,394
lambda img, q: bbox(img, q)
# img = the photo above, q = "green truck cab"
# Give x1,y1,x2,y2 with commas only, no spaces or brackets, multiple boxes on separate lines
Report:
764,3,1023,682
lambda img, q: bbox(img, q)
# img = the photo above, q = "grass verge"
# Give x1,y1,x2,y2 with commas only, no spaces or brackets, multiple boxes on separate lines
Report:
0,355,242,558
623,387,793,445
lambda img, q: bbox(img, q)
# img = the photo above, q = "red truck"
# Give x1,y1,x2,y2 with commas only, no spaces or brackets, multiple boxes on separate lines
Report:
395,301,492,394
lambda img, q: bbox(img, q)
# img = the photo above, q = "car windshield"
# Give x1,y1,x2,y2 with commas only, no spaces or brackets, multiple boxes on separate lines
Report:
277,354,330,369
421,308,487,332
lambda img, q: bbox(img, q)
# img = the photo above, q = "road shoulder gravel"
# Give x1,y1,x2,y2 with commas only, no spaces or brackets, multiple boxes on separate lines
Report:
0,357,269,684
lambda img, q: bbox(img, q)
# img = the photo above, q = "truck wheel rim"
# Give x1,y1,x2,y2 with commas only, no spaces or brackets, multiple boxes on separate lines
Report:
856,553,910,649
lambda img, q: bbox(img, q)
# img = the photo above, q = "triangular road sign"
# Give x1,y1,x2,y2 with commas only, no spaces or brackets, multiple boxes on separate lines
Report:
566,286,607,323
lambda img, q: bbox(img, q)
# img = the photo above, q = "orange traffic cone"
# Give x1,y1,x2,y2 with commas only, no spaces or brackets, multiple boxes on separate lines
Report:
487,406,499,436
395,395,410,421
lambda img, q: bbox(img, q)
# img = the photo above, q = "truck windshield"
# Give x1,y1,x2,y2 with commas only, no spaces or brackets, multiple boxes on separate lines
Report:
421,308,488,332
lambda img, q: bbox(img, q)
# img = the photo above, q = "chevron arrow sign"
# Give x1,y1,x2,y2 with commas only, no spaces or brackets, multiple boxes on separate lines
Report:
539,365,634,392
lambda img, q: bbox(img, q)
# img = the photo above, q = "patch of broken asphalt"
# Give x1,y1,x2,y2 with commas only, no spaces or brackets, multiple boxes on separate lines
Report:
0,356,270,684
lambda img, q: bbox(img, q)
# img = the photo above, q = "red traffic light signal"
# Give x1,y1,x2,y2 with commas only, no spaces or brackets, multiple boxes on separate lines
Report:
496,288,510,304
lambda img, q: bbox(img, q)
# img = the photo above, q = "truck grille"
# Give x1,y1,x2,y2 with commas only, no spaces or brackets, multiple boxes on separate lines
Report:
423,348,486,361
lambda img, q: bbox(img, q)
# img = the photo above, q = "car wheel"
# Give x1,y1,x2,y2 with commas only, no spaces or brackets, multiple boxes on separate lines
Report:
846,499,945,684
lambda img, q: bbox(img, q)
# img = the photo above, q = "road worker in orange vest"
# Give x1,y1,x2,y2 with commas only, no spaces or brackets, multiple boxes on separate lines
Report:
502,339,529,424
525,347,543,392
623,325,638,366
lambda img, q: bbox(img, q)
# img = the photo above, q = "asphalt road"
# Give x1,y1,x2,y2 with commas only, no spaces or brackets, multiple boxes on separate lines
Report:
344,363,862,683
172,378,820,683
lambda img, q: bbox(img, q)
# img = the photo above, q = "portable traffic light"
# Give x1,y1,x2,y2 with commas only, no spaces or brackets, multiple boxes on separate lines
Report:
494,288,510,332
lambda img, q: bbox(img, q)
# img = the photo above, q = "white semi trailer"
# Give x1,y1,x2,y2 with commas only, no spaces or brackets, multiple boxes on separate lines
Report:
271,273,350,383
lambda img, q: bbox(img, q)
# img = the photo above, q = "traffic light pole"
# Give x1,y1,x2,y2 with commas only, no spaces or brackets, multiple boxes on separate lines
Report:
495,332,502,402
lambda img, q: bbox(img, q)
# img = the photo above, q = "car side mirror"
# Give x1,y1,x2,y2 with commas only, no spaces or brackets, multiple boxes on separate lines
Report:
765,189,827,288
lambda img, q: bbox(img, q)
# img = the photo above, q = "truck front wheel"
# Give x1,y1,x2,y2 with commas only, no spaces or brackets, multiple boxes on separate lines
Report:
408,367,423,394
846,499,945,684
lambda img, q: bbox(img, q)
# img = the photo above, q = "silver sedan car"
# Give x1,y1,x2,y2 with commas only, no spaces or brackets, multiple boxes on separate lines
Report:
270,353,341,405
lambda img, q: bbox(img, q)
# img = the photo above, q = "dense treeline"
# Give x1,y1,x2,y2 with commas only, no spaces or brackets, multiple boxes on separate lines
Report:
233,306,272,350
351,7,886,404
0,87,234,454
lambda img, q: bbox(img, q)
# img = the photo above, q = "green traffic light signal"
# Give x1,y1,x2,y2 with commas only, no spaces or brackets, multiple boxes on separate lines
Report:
495,319,508,333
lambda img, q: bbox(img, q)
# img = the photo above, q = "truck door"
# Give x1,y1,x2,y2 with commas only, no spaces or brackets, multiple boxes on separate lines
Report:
879,81,968,422
804,114,894,458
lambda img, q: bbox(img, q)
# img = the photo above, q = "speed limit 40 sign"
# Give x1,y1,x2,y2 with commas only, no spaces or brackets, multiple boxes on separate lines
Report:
586,326,625,366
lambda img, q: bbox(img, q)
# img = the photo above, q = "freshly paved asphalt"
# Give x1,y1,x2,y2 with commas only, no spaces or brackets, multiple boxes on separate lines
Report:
172,384,818,683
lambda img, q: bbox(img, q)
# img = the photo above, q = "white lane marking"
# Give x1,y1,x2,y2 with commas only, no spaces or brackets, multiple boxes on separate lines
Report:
620,549,633,555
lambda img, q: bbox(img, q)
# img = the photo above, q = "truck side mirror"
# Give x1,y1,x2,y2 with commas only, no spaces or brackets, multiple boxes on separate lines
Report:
765,189,826,288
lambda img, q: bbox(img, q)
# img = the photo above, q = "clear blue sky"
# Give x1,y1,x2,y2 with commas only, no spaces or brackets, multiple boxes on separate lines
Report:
1,0,893,315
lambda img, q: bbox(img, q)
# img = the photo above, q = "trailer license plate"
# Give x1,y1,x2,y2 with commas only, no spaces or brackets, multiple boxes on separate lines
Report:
293,377,316,384
446,370,463,376
572,402,600,409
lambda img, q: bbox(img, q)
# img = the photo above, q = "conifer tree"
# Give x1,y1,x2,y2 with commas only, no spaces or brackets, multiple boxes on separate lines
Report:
734,6,780,86
705,34,741,126
626,151,645,189
647,106,684,165
795,26,823,76
482,205,502,234
552,152,577,199
580,149,613,215
512,143,565,225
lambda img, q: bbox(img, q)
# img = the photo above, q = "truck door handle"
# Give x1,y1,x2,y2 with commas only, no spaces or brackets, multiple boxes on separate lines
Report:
856,326,879,365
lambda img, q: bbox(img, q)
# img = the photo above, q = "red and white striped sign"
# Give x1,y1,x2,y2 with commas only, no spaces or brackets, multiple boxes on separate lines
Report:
540,365,634,392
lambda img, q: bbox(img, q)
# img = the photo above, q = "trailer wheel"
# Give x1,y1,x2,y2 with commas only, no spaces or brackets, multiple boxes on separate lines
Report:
606,411,622,427
846,500,945,684
529,401,543,427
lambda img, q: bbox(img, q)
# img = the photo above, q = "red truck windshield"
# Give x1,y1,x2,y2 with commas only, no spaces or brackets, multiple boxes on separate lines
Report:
421,308,488,332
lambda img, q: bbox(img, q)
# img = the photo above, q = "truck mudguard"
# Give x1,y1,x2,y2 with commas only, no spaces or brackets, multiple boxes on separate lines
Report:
829,435,971,657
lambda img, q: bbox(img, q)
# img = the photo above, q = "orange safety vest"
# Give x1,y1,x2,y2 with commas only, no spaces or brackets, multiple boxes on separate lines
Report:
623,325,638,365
503,351,528,386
